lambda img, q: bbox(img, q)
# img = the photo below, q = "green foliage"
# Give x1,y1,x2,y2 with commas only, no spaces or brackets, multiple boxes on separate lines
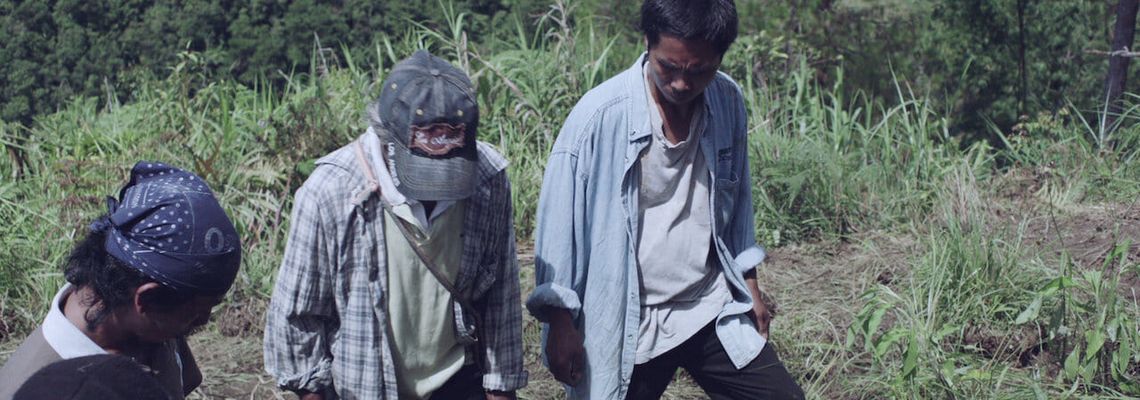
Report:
846,217,1043,397
2,0,1126,139
2,1,1140,398
746,63,988,243
919,0,1106,139
727,0,1118,142
1017,243,1140,393
0,0,550,125
997,103,1140,206
847,201,1140,396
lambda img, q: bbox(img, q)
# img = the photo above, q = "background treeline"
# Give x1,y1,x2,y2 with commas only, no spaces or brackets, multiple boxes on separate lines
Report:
1,0,1138,398
0,0,1126,140
0,0,548,124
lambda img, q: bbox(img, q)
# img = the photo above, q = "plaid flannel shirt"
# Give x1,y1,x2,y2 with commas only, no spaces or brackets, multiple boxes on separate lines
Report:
264,131,527,399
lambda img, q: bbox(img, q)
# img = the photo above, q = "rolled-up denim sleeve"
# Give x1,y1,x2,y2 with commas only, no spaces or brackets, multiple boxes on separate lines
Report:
526,148,587,322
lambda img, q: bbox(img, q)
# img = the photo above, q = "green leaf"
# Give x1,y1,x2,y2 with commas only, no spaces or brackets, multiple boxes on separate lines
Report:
964,368,991,381
864,306,889,349
1113,339,1131,377
1031,382,1047,400
1040,277,1076,295
875,329,907,358
845,325,858,348
296,158,318,177
1084,330,1105,364
934,325,960,342
1015,296,1043,325
1063,345,1081,380
1135,330,1140,363
901,332,919,380
1080,357,1096,382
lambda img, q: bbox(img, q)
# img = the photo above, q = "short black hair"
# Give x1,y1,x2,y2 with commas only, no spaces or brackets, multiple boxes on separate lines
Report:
640,0,739,55
65,225,194,331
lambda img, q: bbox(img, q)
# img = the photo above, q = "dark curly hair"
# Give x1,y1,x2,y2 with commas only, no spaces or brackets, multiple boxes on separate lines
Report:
640,0,739,55
64,226,194,331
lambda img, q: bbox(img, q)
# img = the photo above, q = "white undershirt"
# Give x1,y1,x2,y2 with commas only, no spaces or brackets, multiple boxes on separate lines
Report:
634,62,731,364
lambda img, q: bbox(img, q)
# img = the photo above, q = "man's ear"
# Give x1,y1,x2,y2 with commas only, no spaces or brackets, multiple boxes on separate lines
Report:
133,282,164,314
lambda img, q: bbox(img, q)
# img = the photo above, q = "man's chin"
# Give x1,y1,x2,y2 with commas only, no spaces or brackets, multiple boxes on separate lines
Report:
663,93,698,106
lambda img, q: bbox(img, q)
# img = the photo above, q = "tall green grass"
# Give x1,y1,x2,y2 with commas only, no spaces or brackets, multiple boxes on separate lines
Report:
746,65,993,244
1,0,1138,397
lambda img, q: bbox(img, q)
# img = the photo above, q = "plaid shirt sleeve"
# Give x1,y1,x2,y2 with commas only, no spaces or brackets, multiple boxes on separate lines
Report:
263,175,340,394
478,169,529,392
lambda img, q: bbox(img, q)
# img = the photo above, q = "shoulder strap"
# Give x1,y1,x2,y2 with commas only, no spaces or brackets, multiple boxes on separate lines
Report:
351,140,381,204
351,140,485,346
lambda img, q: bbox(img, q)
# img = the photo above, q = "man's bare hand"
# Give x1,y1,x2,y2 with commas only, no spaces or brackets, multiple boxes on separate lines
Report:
744,272,777,339
297,392,323,400
751,296,773,338
545,308,586,385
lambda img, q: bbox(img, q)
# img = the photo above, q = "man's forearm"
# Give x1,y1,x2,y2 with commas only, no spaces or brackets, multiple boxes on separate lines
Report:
745,270,765,307
743,266,773,312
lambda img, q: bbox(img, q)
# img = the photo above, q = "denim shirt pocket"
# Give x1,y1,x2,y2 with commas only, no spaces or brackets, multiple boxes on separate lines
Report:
714,173,739,233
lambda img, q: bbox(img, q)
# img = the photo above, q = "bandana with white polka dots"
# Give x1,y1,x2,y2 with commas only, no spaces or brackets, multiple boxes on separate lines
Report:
93,161,241,295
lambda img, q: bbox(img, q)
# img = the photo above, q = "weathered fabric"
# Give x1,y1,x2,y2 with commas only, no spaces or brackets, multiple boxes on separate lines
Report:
97,161,241,295
384,201,468,399
635,62,733,364
264,130,526,399
526,54,767,400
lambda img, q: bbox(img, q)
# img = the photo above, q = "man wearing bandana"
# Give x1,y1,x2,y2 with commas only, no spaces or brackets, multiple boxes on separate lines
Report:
264,50,526,400
0,162,242,400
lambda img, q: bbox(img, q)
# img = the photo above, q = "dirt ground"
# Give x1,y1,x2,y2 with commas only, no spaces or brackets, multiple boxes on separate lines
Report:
3,196,1137,399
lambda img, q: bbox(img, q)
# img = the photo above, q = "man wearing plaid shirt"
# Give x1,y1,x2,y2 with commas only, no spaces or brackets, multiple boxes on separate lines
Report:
264,50,527,400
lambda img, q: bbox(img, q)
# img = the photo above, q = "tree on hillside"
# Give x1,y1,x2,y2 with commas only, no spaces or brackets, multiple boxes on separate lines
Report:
1104,0,1139,141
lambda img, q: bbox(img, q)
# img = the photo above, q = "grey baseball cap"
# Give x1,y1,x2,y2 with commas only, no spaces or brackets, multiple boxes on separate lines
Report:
374,50,479,201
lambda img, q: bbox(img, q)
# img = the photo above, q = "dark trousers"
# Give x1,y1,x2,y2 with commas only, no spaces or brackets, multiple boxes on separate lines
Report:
626,323,805,400
428,363,484,400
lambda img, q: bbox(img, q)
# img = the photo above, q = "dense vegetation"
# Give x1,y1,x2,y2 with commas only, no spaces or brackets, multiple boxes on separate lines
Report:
2,0,1139,398
0,0,1127,135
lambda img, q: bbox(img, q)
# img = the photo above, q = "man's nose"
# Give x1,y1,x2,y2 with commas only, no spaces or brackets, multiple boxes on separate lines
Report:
671,78,690,93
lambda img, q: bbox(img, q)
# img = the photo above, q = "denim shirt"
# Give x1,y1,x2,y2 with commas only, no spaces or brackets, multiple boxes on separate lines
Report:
525,54,768,400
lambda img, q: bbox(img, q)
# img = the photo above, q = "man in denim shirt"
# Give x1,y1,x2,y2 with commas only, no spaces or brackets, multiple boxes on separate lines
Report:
526,1,804,399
